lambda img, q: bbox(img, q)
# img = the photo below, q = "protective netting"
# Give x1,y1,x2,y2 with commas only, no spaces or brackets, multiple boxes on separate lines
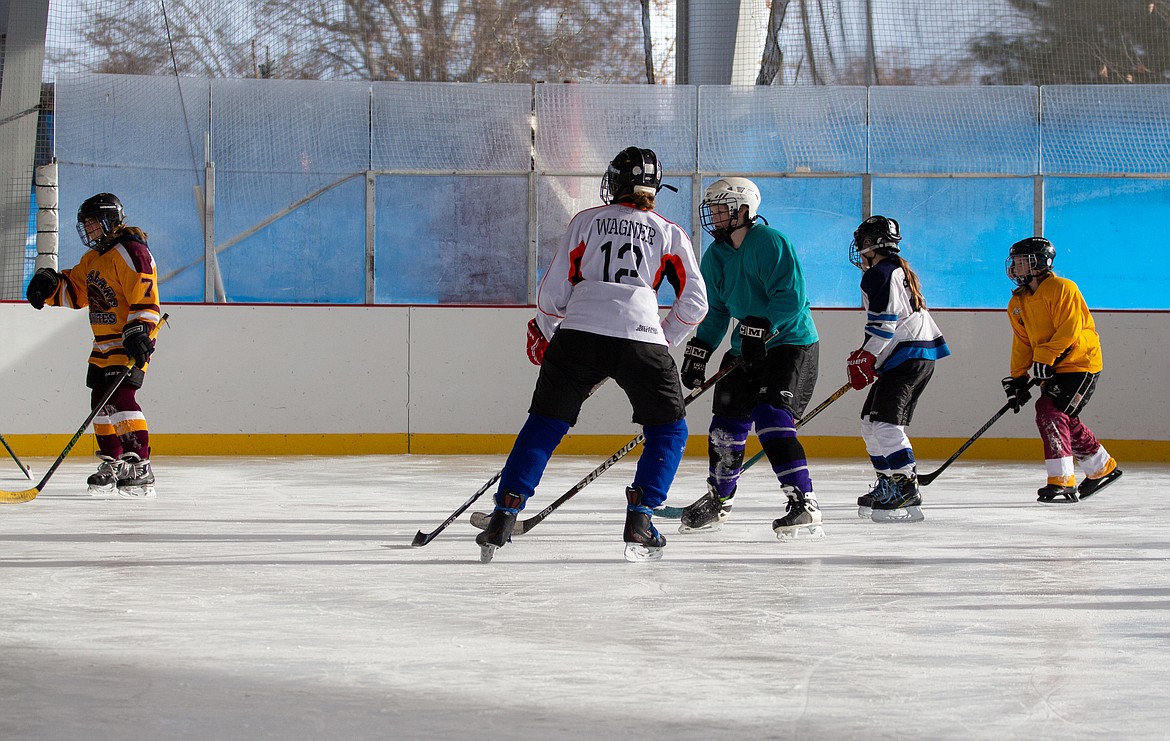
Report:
1,1,1168,305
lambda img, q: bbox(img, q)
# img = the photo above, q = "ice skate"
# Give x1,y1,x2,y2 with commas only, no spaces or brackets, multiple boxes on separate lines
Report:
116,453,156,499
476,491,522,562
475,510,516,563
1079,467,1122,499
772,486,825,541
87,454,123,496
1037,483,1079,503
871,474,924,523
858,474,893,520
677,485,734,533
624,487,665,562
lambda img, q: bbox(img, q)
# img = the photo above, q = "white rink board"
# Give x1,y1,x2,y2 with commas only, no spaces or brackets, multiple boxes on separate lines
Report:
0,303,1166,441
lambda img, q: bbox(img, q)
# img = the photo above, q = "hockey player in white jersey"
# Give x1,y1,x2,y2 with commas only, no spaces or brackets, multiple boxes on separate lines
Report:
846,216,950,522
476,146,707,563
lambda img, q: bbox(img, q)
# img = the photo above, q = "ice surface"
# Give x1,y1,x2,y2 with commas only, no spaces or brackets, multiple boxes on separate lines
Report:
2,455,1168,740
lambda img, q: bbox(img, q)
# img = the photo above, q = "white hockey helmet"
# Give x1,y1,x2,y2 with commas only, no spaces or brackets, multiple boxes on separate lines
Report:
700,177,761,241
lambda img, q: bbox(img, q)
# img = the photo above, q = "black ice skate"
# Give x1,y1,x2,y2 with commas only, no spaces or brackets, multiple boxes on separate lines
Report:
624,486,665,562
87,454,124,496
678,485,735,533
1078,468,1122,499
871,474,924,523
116,453,156,498
476,491,523,563
772,485,825,541
1037,483,1079,503
858,474,893,520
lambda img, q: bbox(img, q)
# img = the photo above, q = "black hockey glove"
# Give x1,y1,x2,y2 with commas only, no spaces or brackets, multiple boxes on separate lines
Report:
26,268,60,310
680,338,713,390
122,322,156,367
737,316,771,366
1001,375,1032,413
1030,361,1055,381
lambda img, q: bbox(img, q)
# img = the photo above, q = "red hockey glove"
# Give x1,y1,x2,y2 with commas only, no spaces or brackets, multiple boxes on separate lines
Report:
846,349,878,390
526,318,549,366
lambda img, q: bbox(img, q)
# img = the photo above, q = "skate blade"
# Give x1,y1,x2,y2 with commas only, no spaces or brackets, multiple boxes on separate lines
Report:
479,544,500,563
87,484,117,497
857,506,872,520
623,543,663,562
774,523,826,541
1078,469,1122,499
871,506,924,523
677,519,724,534
117,485,156,499
1037,491,1079,503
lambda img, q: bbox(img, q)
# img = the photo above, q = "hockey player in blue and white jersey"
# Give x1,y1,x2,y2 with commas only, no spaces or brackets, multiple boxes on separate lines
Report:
476,146,708,563
846,216,950,522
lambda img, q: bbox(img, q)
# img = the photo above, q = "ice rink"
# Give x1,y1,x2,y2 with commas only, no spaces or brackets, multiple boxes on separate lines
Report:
2,453,1168,740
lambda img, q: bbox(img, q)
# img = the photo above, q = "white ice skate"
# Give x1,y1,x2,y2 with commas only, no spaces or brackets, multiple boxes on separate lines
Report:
772,487,826,541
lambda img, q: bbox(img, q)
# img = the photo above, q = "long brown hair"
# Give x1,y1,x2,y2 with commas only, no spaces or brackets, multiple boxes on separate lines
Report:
110,224,148,242
887,254,926,310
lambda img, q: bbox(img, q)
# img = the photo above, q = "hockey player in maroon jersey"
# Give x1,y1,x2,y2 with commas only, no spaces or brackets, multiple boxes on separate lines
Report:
846,216,950,522
26,193,162,498
476,147,707,563
1002,236,1121,503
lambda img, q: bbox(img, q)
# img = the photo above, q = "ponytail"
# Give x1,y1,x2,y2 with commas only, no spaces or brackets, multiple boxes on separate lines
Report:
891,254,926,310
618,192,656,211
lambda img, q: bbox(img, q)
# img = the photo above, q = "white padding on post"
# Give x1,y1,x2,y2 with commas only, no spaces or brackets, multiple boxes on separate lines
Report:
35,160,59,271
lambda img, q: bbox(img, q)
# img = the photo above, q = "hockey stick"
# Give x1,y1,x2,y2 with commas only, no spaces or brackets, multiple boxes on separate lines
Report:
654,381,853,518
0,433,32,479
411,378,610,547
471,351,756,537
917,380,1039,486
0,313,169,505
410,470,502,547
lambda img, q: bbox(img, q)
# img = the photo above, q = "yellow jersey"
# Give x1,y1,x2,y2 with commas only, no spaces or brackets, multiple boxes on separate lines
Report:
45,233,162,369
1007,274,1101,378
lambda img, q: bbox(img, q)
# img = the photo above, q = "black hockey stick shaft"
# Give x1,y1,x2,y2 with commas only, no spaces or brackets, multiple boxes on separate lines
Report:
917,380,1039,487
0,313,169,505
516,351,752,535
654,381,852,519
411,378,610,546
411,470,501,547
0,433,32,479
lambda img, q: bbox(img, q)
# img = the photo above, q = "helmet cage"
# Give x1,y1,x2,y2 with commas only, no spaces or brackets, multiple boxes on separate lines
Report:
76,194,125,251
599,147,663,205
700,178,761,242
1005,237,1055,286
849,216,901,269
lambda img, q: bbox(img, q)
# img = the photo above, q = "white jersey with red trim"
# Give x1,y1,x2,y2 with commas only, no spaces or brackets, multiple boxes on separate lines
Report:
535,203,707,346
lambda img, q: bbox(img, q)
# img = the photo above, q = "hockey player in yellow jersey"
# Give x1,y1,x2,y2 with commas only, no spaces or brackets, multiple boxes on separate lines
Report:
1001,237,1121,503
26,193,162,498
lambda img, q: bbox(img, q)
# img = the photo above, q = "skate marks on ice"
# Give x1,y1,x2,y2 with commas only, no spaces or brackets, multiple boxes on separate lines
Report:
3,456,1169,740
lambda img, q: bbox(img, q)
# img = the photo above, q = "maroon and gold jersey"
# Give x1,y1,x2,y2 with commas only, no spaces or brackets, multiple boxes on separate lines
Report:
1007,274,1101,378
44,232,162,369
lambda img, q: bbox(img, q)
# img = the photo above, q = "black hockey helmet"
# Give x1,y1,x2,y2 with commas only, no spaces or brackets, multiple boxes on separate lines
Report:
850,215,901,268
1006,236,1055,287
600,147,663,204
76,193,125,251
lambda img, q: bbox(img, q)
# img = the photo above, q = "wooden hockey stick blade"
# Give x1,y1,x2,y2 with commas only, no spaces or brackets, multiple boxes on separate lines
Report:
0,486,41,504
